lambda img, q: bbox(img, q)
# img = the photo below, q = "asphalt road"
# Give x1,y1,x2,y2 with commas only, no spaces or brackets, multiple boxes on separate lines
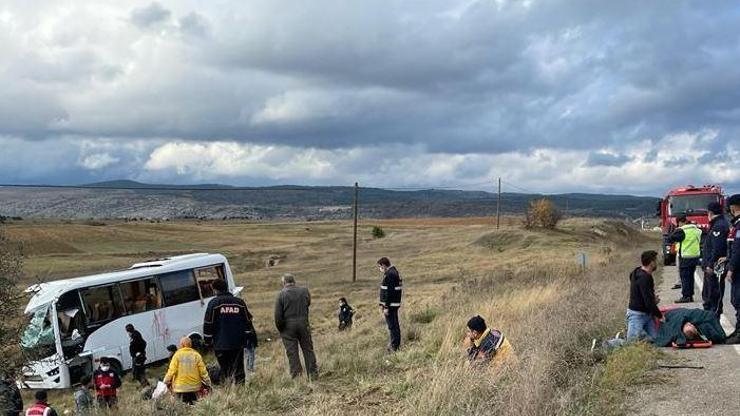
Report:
632,266,740,416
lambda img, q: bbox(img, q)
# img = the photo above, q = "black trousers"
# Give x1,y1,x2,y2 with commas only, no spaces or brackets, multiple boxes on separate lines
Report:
679,257,699,298
718,272,740,331
702,270,721,313
132,355,147,386
280,320,318,378
215,349,245,383
177,392,198,405
385,307,401,350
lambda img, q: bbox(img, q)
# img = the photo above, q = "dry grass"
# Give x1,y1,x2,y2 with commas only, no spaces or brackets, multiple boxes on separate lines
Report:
7,217,659,415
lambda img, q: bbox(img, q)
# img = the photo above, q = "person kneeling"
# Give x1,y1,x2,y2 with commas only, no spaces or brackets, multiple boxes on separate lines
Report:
464,315,514,367
164,337,211,405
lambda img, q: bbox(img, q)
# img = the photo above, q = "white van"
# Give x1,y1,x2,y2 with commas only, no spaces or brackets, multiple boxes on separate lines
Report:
19,253,240,389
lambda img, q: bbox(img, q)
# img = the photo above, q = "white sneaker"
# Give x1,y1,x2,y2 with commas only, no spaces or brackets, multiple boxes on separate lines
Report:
590,338,597,352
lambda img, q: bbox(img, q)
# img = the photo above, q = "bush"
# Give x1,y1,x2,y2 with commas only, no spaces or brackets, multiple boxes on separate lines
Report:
524,198,562,229
372,226,386,239
0,225,24,377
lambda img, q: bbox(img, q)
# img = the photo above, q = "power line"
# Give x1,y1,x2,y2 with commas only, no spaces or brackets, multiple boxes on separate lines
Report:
501,180,538,194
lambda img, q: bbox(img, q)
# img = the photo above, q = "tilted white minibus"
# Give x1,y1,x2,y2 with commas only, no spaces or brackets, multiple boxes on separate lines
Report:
19,253,240,389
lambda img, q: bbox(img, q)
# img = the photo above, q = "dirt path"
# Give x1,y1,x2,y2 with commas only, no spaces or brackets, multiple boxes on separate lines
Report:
630,266,740,416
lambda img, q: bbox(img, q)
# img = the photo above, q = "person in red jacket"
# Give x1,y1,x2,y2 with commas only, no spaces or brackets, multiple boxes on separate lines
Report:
24,390,58,416
93,357,122,408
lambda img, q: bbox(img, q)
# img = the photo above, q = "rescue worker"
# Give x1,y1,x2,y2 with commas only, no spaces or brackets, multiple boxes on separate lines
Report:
377,257,402,352
702,202,729,314
24,391,58,416
723,194,740,344
203,279,256,384
0,373,22,416
668,215,702,303
274,273,318,379
125,324,149,387
164,337,211,405
93,357,121,408
463,315,514,367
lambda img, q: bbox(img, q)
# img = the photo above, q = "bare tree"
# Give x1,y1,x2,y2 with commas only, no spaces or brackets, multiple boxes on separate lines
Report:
0,224,25,377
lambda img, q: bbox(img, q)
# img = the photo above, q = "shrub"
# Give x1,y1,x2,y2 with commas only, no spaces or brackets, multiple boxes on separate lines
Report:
0,224,25,377
524,198,562,229
372,226,386,239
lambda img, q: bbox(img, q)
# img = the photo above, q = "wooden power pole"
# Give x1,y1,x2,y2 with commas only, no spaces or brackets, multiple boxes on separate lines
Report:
496,177,501,229
352,182,359,282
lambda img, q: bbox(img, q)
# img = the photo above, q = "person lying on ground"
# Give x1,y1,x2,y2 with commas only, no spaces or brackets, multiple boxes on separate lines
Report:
653,307,726,347
463,315,514,367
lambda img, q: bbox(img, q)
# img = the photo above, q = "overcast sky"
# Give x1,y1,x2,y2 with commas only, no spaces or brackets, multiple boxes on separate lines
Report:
1,0,739,195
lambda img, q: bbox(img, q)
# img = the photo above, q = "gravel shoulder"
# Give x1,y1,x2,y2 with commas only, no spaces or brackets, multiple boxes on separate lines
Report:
629,266,740,416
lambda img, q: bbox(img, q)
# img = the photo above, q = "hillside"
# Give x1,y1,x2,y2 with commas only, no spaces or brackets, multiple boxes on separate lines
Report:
0,180,659,220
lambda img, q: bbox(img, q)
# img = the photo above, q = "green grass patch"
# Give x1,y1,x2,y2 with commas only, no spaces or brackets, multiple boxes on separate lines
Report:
585,343,662,416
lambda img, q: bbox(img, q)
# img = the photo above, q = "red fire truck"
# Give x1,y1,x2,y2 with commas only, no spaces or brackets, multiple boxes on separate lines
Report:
657,185,725,265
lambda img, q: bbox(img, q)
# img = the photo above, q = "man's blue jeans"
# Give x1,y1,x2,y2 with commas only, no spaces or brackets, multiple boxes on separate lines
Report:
626,309,657,341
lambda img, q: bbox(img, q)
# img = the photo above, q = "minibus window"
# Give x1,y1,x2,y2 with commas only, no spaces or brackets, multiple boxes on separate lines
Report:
81,285,126,324
159,270,199,306
194,265,225,298
119,277,162,314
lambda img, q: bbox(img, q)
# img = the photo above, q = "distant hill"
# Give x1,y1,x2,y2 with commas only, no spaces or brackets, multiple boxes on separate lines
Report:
0,180,660,220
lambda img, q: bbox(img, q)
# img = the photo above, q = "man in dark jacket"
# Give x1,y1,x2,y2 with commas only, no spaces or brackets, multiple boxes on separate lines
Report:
203,279,255,384
0,373,22,416
378,257,403,351
274,273,317,379
653,308,726,347
701,202,729,314
125,324,148,387
626,250,662,341
724,194,740,344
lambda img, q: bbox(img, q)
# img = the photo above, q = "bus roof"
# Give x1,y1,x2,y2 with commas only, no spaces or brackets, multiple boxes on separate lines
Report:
24,253,227,313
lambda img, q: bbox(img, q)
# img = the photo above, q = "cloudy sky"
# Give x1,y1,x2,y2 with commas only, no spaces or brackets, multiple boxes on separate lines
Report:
1,0,739,195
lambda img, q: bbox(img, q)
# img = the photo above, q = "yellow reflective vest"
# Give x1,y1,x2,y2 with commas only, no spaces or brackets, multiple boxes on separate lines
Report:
677,224,701,259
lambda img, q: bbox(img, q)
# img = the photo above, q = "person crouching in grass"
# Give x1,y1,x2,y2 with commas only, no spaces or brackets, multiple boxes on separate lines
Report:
164,337,211,405
463,315,514,367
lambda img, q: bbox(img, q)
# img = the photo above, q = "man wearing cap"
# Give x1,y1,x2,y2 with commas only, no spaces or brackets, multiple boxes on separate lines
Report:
701,201,729,314
723,194,740,343
463,315,513,367
668,215,702,303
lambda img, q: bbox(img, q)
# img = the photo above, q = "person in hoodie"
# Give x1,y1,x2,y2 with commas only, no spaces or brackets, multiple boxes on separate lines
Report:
627,250,663,341
377,257,403,352
337,297,355,331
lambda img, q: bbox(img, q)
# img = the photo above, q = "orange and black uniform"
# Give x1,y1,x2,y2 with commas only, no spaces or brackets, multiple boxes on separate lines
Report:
24,402,58,416
203,292,255,383
93,368,121,407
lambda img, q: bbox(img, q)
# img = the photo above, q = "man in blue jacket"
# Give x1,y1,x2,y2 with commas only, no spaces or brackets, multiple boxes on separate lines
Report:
203,279,256,383
378,257,402,352
724,194,740,344
702,202,729,315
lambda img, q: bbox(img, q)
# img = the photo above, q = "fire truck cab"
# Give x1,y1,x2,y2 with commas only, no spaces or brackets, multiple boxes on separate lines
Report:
656,185,724,266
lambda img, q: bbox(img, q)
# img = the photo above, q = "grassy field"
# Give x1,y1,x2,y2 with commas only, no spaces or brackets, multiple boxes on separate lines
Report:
5,216,660,415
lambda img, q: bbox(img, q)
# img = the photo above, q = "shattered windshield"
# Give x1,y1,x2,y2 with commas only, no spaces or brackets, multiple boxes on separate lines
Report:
20,304,57,355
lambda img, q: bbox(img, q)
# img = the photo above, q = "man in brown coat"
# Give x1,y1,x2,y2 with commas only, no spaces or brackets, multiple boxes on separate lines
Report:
274,273,318,379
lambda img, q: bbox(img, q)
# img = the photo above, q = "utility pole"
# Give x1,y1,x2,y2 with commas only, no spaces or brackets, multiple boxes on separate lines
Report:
352,182,358,282
496,177,501,229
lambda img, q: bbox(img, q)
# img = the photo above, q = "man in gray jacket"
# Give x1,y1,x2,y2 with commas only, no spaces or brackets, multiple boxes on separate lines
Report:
274,273,318,379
